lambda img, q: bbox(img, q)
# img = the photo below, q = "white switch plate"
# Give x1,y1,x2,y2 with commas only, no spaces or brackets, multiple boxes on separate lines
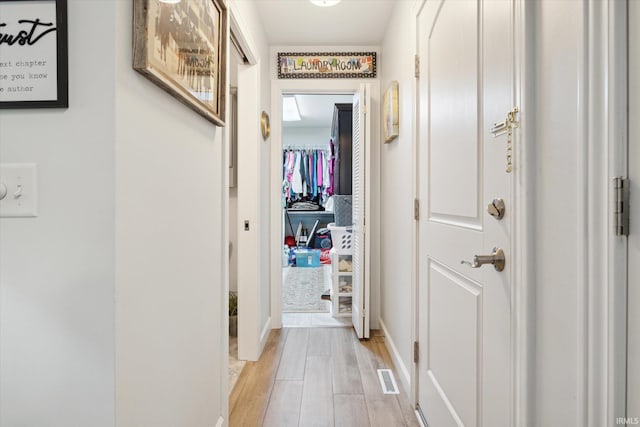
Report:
0,163,38,217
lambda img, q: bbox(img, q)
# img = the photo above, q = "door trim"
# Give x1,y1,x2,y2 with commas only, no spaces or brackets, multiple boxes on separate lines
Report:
587,1,629,425
269,80,380,329
228,1,261,364
224,2,260,424
513,0,534,425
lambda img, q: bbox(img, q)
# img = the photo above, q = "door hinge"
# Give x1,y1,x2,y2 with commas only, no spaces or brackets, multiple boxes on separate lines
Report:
414,341,419,363
414,54,420,78
414,198,420,221
613,177,630,236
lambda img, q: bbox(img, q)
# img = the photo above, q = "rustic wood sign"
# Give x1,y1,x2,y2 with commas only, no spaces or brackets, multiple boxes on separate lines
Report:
277,52,376,79
0,0,68,109
133,0,227,126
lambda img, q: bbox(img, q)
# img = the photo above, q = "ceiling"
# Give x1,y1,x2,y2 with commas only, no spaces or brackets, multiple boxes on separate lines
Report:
252,0,397,45
283,94,353,128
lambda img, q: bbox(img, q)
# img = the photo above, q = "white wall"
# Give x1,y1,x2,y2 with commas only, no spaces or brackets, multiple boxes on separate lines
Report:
282,127,332,149
0,1,116,425
1,1,231,425
378,0,417,387
114,2,226,426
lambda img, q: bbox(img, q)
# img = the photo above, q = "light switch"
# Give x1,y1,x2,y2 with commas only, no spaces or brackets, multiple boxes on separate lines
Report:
0,163,38,217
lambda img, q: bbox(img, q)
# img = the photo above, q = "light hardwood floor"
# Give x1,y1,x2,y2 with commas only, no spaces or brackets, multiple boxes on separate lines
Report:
229,327,420,427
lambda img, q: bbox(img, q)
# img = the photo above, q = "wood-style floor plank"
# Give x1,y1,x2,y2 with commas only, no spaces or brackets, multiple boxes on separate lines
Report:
354,336,420,427
263,380,304,427
331,328,364,394
229,329,289,426
366,396,410,427
276,328,310,380
333,394,370,427
352,336,386,399
307,328,332,357
368,337,419,426
229,328,418,427
299,355,334,427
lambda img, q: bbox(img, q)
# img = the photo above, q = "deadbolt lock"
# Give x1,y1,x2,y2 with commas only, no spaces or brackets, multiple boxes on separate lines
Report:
487,198,506,220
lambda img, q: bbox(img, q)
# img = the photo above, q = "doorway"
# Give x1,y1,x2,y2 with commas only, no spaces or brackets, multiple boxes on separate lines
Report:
280,94,353,328
270,81,379,340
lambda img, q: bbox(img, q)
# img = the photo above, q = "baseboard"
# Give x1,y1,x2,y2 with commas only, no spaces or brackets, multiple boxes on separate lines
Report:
259,316,272,354
379,318,411,392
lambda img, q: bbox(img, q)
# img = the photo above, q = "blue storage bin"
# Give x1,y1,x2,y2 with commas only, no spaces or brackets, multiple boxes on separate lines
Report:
295,248,321,267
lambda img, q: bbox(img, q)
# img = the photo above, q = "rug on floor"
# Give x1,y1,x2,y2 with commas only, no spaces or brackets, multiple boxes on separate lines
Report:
282,266,330,313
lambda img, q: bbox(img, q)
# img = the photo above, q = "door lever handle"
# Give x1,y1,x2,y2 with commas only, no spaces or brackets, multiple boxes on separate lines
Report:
461,247,505,272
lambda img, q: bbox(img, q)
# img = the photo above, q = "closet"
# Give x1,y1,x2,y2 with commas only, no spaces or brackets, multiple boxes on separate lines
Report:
282,146,335,247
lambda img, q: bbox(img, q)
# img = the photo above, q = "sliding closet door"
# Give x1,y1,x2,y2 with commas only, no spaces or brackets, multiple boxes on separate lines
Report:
351,84,371,339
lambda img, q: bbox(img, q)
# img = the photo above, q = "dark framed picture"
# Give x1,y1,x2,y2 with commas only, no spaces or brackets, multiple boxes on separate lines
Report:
133,0,227,126
0,0,69,109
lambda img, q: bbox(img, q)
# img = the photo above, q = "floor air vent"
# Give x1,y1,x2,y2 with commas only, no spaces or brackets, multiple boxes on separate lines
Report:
377,369,400,394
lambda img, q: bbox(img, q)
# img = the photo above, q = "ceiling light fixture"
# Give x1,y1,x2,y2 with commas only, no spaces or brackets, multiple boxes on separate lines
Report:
309,0,341,7
159,0,181,4
282,96,301,122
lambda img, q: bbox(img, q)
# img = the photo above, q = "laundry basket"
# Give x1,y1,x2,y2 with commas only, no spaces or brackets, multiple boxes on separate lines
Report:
327,223,353,253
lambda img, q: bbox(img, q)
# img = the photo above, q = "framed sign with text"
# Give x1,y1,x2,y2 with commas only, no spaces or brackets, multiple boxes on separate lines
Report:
278,52,376,79
133,0,227,126
0,0,68,109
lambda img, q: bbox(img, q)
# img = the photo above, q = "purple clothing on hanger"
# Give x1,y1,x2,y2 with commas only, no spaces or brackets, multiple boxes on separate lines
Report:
317,151,323,187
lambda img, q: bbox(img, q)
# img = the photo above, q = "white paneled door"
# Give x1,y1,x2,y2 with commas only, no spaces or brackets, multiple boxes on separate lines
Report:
352,85,371,340
417,1,516,426
628,0,640,418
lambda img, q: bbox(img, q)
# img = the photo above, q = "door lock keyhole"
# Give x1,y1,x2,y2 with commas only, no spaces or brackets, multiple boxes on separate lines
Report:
487,198,505,220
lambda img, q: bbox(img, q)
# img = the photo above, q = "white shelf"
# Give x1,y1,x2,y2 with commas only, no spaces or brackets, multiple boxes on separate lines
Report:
330,249,353,317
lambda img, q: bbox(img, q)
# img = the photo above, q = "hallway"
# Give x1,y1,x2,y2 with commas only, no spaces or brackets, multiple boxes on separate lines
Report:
229,327,419,426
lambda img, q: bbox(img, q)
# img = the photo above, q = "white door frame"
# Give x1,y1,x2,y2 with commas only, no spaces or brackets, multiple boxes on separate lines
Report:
500,1,628,425
228,2,261,366
583,1,628,425
269,80,380,329
628,0,640,418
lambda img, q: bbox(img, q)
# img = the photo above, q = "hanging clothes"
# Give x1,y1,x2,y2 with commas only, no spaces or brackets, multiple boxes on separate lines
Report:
284,150,294,200
317,151,323,188
292,151,303,194
327,139,335,196
323,151,330,196
301,151,308,197
282,147,331,205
